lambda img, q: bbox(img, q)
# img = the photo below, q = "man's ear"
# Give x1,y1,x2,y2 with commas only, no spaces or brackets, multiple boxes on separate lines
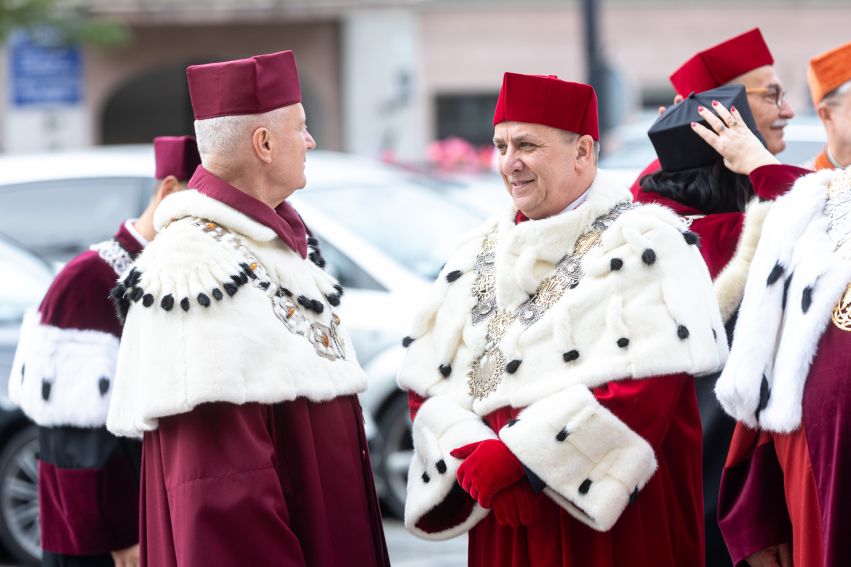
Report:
252,127,273,164
817,103,832,125
155,176,181,201
575,135,596,166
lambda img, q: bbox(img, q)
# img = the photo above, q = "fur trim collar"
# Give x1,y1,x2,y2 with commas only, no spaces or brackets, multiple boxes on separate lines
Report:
714,199,773,323
108,200,366,438
493,170,632,308
399,172,729,415
154,190,276,242
716,169,851,432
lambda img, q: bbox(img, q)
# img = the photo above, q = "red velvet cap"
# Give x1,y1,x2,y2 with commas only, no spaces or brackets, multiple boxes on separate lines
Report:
153,136,201,181
670,28,774,96
493,73,599,140
186,50,302,120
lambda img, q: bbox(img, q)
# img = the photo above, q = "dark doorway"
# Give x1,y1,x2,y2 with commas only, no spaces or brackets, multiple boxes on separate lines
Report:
100,64,195,144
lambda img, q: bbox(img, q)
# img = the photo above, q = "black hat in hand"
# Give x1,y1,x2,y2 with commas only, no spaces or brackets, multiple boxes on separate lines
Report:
648,84,765,172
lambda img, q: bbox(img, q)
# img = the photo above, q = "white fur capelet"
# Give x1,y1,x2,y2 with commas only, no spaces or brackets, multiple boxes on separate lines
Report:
397,170,730,416
106,191,367,437
716,169,851,433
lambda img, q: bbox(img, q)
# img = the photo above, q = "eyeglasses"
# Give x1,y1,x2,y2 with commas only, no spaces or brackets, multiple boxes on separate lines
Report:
746,85,787,108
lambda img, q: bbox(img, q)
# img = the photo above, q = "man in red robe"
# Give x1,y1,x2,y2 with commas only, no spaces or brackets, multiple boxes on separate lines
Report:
8,136,200,567
106,50,388,567
629,28,803,566
806,41,851,171
398,72,730,567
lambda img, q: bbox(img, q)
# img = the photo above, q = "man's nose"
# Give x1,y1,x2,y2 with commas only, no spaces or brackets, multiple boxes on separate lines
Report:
779,99,795,119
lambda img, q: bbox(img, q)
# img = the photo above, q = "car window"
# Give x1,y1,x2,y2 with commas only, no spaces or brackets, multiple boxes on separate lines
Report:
315,236,385,291
0,177,153,262
298,184,483,281
0,238,53,323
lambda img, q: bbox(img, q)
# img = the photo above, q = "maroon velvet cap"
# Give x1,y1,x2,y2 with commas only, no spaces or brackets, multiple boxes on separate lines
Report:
153,136,201,181
186,50,302,120
670,28,774,96
493,73,599,140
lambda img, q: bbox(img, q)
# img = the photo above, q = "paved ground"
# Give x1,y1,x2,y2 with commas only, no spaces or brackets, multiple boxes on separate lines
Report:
0,519,467,567
385,519,467,566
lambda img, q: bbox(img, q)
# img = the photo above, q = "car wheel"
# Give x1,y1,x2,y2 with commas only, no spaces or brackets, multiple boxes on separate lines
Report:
0,425,40,566
377,393,413,519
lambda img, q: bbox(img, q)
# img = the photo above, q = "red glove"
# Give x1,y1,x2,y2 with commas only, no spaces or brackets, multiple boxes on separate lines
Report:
491,480,542,527
450,439,525,508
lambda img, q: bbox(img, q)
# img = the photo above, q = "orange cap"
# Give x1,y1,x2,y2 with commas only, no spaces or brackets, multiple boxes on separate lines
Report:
808,41,851,105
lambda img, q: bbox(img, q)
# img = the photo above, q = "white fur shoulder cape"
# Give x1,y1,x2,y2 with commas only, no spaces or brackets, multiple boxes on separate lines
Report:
399,170,729,538
716,169,851,433
106,190,367,438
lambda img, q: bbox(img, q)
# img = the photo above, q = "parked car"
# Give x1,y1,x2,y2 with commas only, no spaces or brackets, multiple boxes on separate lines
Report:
0,146,486,562
0,236,54,566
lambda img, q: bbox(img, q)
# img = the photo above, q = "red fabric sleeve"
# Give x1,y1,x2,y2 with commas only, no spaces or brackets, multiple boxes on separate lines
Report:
154,403,307,567
689,213,745,279
592,373,693,450
749,164,812,200
717,425,792,565
408,391,426,422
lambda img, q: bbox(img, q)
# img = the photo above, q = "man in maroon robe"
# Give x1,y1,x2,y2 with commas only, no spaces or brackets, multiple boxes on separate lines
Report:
691,100,851,567
8,136,200,566
398,72,730,567
106,50,389,567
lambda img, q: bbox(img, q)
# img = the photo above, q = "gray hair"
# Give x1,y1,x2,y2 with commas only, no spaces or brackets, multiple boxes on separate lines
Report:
821,79,851,107
194,107,287,167
561,131,601,164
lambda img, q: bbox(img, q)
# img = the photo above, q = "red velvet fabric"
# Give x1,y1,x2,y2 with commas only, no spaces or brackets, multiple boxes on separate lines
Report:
466,374,704,567
140,398,388,567
39,223,143,336
186,50,301,120
719,322,851,567
153,136,201,181
669,28,774,96
493,73,599,140
39,455,139,555
189,165,308,258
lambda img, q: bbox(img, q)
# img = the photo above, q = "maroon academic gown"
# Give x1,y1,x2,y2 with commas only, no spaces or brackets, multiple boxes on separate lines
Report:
717,167,851,567
630,161,811,566
32,224,144,565
138,169,389,567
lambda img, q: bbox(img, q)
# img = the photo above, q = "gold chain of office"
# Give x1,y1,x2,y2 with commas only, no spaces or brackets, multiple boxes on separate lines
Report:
466,202,634,400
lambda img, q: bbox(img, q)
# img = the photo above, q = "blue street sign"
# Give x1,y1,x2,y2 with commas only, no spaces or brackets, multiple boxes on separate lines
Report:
9,27,83,107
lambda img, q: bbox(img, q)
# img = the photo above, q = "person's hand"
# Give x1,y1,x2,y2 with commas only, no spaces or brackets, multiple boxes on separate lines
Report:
490,479,542,527
450,439,525,508
691,101,779,175
658,94,684,116
111,543,140,567
745,543,792,567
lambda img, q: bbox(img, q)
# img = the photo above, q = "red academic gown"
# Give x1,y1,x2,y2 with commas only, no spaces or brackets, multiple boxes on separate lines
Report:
717,167,851,567
411,373,703,567
30,224,143,565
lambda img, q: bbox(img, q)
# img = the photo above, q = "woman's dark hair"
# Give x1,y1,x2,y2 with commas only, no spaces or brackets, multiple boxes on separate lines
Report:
639,161,754,213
